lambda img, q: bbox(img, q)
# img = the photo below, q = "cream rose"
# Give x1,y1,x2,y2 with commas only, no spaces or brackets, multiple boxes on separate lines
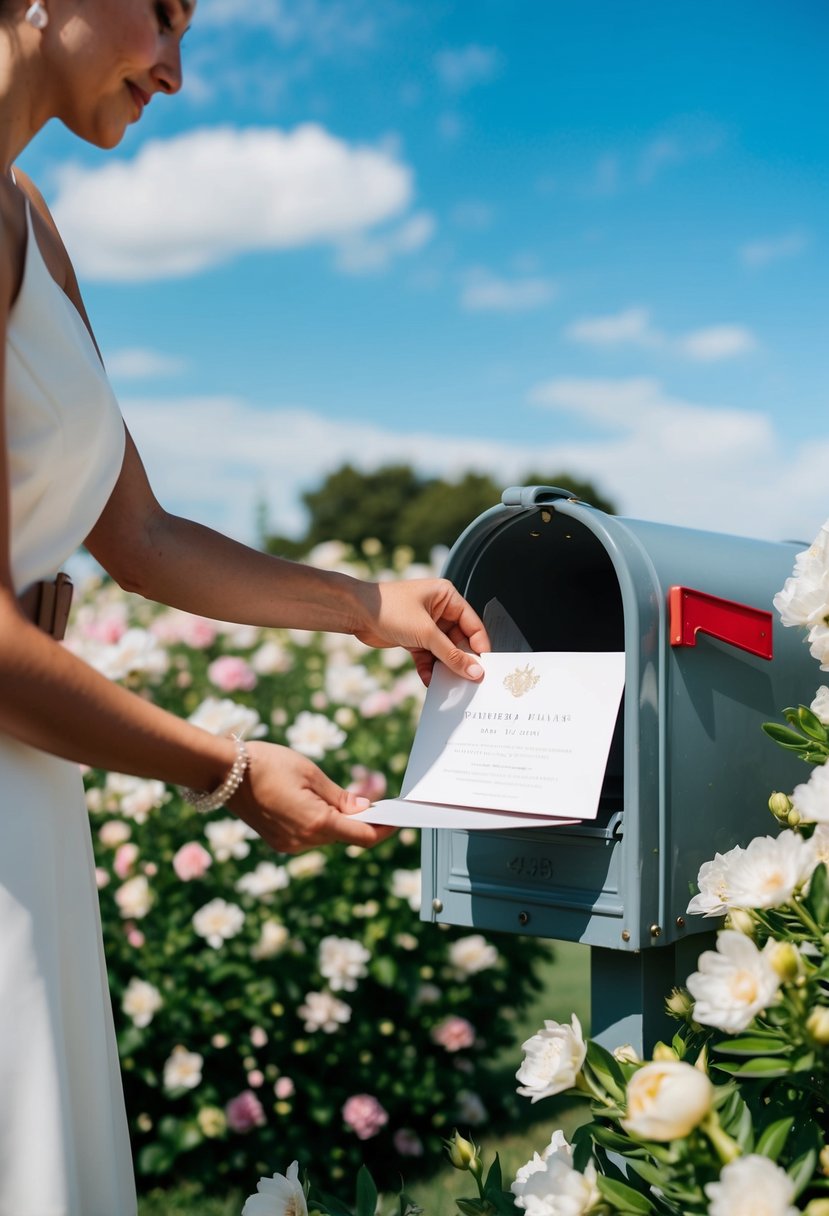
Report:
622,1060,713,1141
515,1015,586,1103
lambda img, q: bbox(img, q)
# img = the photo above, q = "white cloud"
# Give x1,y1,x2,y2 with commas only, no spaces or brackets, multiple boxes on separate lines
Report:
51,125,414,282
120,382,828,549
739,230,810,268
461,269,557,312
434,45,501,92
197,0,379,50
106,348,187,380
675,325,757,361
451,201,495,231
334,211,435,274
565,307,757,362
565,307,661,349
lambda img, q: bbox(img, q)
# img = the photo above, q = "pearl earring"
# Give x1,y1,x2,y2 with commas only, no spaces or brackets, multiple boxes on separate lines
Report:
25,0,48,28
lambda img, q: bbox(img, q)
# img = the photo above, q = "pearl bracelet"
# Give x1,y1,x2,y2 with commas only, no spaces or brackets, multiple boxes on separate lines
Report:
178,736,250,813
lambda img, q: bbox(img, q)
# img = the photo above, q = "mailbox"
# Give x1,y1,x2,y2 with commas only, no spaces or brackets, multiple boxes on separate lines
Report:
420,486,814,1051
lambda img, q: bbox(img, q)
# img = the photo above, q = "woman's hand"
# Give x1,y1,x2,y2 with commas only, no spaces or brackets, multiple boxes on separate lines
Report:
352,577,490,686
229,741,395,854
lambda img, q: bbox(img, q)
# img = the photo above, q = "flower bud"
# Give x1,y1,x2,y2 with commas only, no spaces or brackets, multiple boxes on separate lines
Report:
652,1042,678,1063
196,1105,226,1137
665,987,694,1018
724,908,755,935
807,1007,829,1046
766,941,801,982
820,1145,829,1178
769,791,792,822
803,1200,829,1216
612,1043,640,1064
787,808,802,827
445,1130,481,1173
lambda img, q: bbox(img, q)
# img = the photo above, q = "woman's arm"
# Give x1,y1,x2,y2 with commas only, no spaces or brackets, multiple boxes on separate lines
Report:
86,433,489,685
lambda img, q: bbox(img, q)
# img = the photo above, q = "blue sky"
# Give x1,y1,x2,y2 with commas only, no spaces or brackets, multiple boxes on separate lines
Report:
21,0,829,544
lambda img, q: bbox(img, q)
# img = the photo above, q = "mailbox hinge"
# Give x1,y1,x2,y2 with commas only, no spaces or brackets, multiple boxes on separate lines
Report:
669,586,773,660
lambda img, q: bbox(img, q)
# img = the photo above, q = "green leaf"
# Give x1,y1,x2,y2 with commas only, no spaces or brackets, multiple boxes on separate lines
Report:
137,1142,175,1176
316,1189,354,1216
398,1192,423,1216
596,1175,655,1214
805,862,829,925
716,1035,790,1057
755,1116,795,1162
455,1199,489,1216
797,705,829,742
626,1161,669,1188
761,723,810,750
714,1057,793,1078
585,1040,627,1100
591,1126,647,1156
485,1154,503,1193
788,1148,818,1199
355,1166,378,1216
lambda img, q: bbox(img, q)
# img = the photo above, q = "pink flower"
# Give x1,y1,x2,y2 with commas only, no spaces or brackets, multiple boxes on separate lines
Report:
250,1026,268,1048
126,926,145,948
347,766,387,802
225,1089,266,1133
114,842,139,879
274,1076,295,1099
342,1094,389,1140
359,691,394,719
247,1070,265,1088
393,1128,424,1157
173,841,213,881
208,656,257,693
152,610,218,649
431,1016,476,1052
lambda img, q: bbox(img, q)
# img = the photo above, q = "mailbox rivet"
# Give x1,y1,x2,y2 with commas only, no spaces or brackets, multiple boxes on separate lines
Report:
518,911,530,926
529,531,541,538
431,899,443,914
675,916,686,929
650,924,662,938
621,930,631,942
540,510,552,523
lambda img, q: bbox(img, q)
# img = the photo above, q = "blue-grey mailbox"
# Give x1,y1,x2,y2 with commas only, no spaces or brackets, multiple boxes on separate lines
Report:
420,486,814,1052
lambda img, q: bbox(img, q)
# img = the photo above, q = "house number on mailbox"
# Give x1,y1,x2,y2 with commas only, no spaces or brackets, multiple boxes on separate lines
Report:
507,856,554,880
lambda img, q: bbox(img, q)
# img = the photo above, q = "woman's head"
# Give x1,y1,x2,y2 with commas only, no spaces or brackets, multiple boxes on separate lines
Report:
9,0,193,149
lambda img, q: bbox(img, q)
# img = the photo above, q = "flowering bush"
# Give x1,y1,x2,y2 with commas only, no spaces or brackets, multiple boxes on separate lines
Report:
72,544,552,1193
247,522,829,1215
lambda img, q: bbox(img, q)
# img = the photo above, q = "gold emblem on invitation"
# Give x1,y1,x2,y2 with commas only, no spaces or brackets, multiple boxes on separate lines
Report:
503,663,541,698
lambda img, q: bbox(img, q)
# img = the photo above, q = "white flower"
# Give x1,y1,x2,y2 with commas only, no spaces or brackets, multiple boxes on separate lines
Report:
810,621,829,670
725,830,814,909
622,1060,713,1141
188,696,267,739
686,930,781,1032
391,868,422,911
105,773,169,824
114,874,153,919
285,711,346,758
251,920,290,960
90,627,170,682
242,1160,309,1216
812,823,829,867
448,934,499,976
773,522,829,628
325,662,379,706
792,761,829,824
456,1089,488,1125
318,935,370,992
193,898,245,948
515,1015,586,1103
704,1154,799,1216
511,1130,600,1216
251,639,292,675
236,861,290,898
812,686,829,725
686,846,743,916
297,990,352,1033
205,817,259,861
122,977,163,1028
286,851,327,880
163,1045,203,1092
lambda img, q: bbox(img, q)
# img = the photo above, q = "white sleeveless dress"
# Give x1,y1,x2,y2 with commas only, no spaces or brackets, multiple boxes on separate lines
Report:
0,200,136,1214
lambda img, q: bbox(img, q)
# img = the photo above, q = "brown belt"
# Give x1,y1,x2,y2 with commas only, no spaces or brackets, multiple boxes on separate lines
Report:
18,572,74,641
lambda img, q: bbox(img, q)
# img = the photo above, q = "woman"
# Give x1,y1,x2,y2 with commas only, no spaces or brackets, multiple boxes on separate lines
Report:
0,2,489,1212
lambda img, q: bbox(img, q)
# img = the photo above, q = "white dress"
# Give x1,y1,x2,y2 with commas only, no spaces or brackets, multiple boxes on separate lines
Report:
0,200,136,1214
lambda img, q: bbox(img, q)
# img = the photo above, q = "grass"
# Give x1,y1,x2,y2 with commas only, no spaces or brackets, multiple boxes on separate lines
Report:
137,942,591,1216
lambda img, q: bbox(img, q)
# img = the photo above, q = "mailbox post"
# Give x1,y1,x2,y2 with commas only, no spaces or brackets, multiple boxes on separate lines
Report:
421,487,814,1054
